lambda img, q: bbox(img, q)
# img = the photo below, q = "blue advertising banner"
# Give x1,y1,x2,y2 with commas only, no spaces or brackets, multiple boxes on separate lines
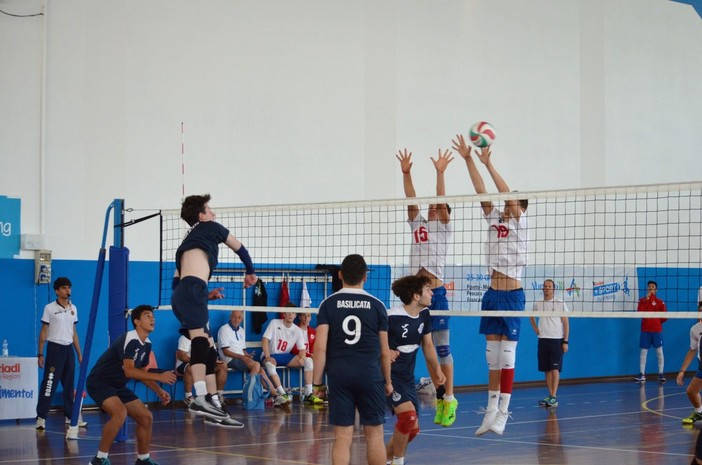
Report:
0,196,21,258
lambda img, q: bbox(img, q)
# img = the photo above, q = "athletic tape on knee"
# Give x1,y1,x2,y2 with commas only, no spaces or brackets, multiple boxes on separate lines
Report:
206,347,218,375
499,340,517,369
395,410,417,435
264,361,277,377
408,426,420,443
486,340,501,370
190,337,210,366
304,357,313,372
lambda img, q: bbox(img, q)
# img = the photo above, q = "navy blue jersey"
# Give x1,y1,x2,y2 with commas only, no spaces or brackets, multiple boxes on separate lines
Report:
175,221,230,278
87,330,151,388
387,305,432,384
317,288,388,382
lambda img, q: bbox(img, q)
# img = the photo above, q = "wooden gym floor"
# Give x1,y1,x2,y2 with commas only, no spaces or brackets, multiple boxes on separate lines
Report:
1,379,699,464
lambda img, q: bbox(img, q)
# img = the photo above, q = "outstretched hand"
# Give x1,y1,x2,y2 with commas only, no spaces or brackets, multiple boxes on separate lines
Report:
430,148,454,173
396,148,413,173
475,146,492,165
451,134,473,160
208,287,225,300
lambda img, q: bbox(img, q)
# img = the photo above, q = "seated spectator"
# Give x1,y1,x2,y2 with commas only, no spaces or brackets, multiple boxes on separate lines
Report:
292,311,316,358
175,334,227,407
217,310,275,393
261,311,323,406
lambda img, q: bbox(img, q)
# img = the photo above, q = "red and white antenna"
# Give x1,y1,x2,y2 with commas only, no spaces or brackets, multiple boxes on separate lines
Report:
181,121,185,200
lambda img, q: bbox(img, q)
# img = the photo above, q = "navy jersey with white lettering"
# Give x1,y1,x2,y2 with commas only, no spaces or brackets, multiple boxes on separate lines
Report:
175,221,230,278
87,330,151,388
387,305,432,384
317,288,388,382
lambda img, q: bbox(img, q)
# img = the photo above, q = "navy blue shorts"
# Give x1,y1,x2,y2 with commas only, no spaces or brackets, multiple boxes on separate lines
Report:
639,331,663,349
227,358,248,372
430,286,450,331
171,276,210,336
328,376,386,427
479,287,525,341
260,352,295,366
537,338,564,372
86,378,138,408
387,378,418,413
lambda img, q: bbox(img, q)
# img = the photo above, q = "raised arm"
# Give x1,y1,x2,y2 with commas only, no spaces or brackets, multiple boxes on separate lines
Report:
396,148,420,221
452,134,492,216
431,148,454,224
478,148,523,221
224,234,257,288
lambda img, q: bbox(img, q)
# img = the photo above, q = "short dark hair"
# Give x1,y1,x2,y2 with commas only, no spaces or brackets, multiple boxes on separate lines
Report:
340,254,367,286
131,304,154,327
647,280,658,288
53,276,72,290
392,275,431,305
180,194,211,226
519,199,528,210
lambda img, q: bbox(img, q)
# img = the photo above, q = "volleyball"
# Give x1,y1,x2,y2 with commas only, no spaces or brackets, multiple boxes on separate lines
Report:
469,121,496,148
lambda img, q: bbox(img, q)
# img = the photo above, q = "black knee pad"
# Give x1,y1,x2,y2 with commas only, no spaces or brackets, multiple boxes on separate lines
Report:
190,336,210,366
206,347,218,375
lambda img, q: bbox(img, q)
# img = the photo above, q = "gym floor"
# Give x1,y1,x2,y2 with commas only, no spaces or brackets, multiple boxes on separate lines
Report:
1,379,698,464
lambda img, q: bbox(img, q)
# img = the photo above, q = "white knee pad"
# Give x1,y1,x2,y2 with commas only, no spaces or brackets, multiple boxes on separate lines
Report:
264,361,277,377
499,340,518,369
304,357,313,372
486,340,501,370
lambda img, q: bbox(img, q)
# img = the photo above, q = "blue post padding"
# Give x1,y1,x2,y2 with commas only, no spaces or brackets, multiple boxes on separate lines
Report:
69,247,107,431
109,246,129,341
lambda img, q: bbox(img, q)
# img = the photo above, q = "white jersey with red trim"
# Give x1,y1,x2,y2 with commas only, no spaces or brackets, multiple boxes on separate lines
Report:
262,319,306,355
484,208,528,280
408,213,452,280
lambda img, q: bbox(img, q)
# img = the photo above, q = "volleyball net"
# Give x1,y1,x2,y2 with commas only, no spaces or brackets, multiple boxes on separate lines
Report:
158,181,702,318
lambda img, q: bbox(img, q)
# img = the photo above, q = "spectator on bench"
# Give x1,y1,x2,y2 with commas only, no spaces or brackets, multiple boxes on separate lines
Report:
217,310,275,394
261,311,323,406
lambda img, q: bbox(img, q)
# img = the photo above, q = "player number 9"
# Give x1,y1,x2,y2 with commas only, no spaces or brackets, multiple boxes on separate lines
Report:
342,315,361,345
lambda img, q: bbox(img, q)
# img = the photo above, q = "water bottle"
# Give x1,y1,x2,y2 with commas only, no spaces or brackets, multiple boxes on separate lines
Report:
1,339,8,357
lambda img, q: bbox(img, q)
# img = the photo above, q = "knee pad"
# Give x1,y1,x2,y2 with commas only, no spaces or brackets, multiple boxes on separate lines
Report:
264,361,277,377
395,410,417,435
190,337,210,366
206,347,218,375
486,340,501,370
499,340,518,369
436,345,453,366
304,357,313,372
408,426,420,443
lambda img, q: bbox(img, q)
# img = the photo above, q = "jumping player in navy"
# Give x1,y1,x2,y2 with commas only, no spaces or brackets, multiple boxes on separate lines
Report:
86,305,176,465
385,275,446,465
172,194,256,426
312,254,392,465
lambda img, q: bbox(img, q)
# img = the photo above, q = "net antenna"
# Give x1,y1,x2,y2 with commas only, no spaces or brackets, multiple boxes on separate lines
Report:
181,121,186,201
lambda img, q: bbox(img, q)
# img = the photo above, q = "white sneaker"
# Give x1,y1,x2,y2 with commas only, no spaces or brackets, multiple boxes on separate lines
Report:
475,409,496,436
489,410,510,435
206,415,245,429
274,394,291,407
65,414,88,427
184,395,194,407
36,417,46,430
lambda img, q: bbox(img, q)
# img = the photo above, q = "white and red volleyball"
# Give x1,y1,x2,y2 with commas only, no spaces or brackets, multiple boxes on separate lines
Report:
469,121,496,148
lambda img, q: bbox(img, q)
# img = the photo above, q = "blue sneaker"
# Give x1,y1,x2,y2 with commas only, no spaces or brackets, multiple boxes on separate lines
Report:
134,457,159,465
89,457,111,465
